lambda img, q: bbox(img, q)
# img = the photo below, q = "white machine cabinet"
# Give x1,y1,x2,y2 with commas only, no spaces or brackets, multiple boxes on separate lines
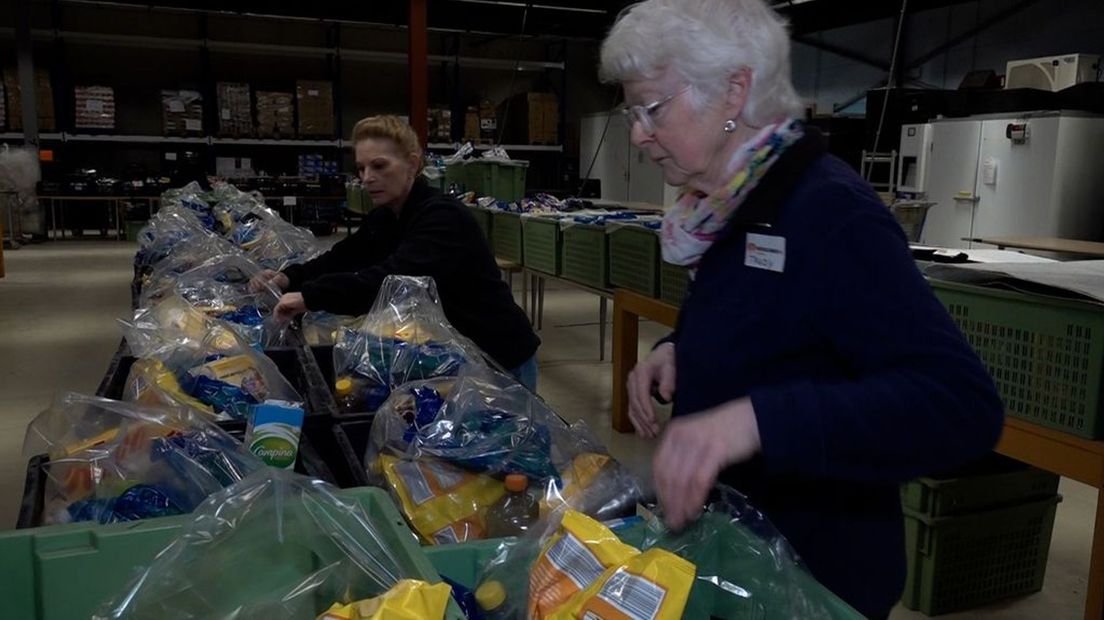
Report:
580,111,672,205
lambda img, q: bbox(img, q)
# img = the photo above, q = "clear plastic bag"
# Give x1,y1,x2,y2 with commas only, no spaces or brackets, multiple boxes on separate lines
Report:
475,485,854,619
21,392,262,526
301,311,364,347
134,205,227,275
140,254,286,348
94,469,440,620
332,276,487,415
365,365,640,545
120,295,303,421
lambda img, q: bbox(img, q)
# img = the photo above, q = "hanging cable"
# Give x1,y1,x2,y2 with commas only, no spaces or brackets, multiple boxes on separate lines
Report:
868,0,909,179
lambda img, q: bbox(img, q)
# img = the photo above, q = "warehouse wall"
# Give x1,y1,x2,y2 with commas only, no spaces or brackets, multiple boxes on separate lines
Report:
792,0,1104,114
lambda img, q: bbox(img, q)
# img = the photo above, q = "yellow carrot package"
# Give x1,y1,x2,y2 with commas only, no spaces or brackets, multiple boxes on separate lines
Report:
549,548,696,620
377,453,505,544
317,579,451,620
528,510,639,619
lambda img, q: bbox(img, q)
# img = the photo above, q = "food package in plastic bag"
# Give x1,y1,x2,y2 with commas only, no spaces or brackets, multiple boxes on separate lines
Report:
317,580,451,620
159,181,217,231
332,276,487,415
140,254,287,348
134,205,227,276
302,311,364,347
364,365,640,545
243,217,323,270
473,486,857,619
120,295,303,421
94,469,449,620
21,393,262,526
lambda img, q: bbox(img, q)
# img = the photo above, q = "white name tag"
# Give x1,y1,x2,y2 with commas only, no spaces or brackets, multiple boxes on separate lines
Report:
745,233,786,273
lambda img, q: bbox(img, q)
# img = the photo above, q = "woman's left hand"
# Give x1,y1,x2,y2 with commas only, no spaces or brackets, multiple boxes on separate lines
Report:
274,292,308,323
653,397,761,530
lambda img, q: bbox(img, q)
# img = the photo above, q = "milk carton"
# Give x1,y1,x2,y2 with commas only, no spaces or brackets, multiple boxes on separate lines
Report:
245,401,304,469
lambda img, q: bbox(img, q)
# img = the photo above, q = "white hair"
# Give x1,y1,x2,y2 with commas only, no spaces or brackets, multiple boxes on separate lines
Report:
599,0,805,127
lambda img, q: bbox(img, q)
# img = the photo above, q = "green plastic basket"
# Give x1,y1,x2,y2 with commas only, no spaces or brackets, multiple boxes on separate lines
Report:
467,205,492,240
444,163,468,194
660,260,690,306
0,486,462,620
902,495,1060,616
465,160,528,202
931,278,1104,438
521,215,562,276
427,533,863,619
560,222,609,289
901,453,1060,518
608,225,660,297
491,212,522,263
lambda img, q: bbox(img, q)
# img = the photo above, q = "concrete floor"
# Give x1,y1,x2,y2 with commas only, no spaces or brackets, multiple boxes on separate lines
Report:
0,239,1094,619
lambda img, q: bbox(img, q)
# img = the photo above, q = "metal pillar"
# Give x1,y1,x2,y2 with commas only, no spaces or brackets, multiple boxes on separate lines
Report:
409,0,428,145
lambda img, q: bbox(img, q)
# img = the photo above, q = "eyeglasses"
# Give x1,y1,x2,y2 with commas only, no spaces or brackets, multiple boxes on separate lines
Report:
621,86,691,135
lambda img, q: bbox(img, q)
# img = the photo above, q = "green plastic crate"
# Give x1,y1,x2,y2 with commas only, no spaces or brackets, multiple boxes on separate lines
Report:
521,215,562,276
931,278,1104,438
0,487,462,620
464,160,528,202
345,183,372,214
427,532,863,619
561,222,610,290
467,205,492,240
445,163,468,194
902,453,1060,518
660,260,690,306
902,495,1060,615
608,225,660,297
491,212,522,263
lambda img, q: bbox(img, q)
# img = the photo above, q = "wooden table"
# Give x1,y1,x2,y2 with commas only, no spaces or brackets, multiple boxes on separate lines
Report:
609,288,1104,618
966,236,1104,258
526,269,614,361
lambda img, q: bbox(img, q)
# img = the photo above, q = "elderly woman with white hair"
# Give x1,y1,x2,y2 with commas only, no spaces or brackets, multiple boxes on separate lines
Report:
603,0,1004,617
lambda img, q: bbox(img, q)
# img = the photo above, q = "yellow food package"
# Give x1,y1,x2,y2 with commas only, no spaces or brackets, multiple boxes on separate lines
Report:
540,452,613,517
549,548,696,620
128,358,215,415
378,454,505,545
188,354,268,398
528,510,639,619
316,579,450,620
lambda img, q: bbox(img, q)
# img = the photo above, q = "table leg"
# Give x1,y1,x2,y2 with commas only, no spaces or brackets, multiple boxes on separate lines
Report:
1087,488,1104,619
537,277,545,331
611,297,637,433
115,200,122,240
530,275,538,326
599,297,608,361
522,272,529,319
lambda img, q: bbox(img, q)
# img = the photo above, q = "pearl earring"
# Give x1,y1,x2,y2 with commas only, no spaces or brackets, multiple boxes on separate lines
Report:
723,119,738,133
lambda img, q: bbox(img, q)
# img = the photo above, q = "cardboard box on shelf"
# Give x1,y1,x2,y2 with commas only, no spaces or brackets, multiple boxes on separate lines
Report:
74,85,116,130
478,99,497,142
428,107,452,143
499,92,558,145
161,90,203,136
464,108,480,143
255,91,295,138
216,82,253,137
4,67,55,132
296,80,334,137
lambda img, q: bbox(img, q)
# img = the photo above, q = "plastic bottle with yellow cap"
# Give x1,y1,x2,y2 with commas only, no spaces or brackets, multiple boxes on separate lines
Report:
485,473,539,539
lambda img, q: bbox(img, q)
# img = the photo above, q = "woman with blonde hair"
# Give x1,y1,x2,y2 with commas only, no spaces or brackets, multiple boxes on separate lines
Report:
604,0,1003,616
253,115,539,388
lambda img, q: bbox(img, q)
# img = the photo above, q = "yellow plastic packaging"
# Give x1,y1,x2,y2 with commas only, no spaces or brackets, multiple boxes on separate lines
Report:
128,358,214,414
528,510,639,619
540,452,614,517
188,353,269,399
317,579,451,620
378,454,505,545
549,548,696,620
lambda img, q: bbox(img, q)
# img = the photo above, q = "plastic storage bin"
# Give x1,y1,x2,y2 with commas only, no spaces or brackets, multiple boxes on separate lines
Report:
333,418,375,488
465,160,528,202
931,278,1104,438
901,454,1060,517
521,215,562,276
0,487,464,620
608,225,660,297
901,495,1061,615
467,205,492,240
660,260,690,306
491,212,523,263
560,221,610,290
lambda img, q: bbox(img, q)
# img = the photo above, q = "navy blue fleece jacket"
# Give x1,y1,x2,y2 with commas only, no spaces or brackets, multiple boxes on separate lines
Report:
667,129,1004,617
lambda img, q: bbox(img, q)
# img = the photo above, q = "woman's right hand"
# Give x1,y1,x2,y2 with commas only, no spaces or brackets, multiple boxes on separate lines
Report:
250,269,289,293
626,342,676,439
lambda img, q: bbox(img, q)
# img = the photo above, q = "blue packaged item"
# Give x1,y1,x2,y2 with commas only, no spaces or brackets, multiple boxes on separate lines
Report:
66,484,184,524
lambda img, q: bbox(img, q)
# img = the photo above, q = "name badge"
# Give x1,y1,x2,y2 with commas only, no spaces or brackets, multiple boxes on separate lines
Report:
745,233,786,273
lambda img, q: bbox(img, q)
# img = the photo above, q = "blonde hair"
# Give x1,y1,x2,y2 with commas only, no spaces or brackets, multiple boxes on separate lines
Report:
350,115,423,170
600,0,804,126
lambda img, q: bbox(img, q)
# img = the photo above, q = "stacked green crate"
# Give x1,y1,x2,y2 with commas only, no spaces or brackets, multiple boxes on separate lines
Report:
660,260,691,306
560,220,610,289
0,487,464,620
930,278,1104,439
608,224,660,297
900,455,1061,615
491,211,522,263
465,160,528,202
467,205,492,240
521,214,562,276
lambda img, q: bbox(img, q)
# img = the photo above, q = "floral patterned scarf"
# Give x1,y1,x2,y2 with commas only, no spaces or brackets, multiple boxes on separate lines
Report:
661,118,805,275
